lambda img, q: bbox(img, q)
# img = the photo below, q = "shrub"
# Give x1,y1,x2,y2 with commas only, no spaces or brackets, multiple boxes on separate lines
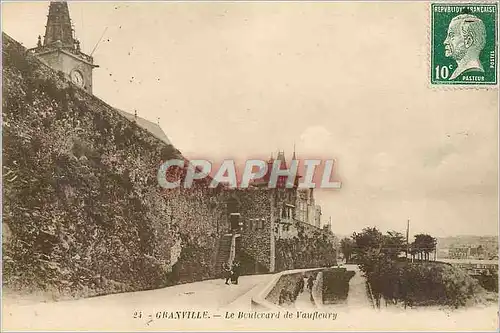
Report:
363,259,485,308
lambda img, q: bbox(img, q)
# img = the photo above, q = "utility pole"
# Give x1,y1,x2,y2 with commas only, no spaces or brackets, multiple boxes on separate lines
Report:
434,238,437,261
406,218,410,260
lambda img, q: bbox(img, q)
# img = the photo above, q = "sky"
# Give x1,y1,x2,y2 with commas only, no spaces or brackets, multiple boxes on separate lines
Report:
2,1,498,237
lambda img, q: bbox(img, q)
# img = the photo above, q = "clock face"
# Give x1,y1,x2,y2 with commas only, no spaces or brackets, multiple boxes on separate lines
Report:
71,70,84,87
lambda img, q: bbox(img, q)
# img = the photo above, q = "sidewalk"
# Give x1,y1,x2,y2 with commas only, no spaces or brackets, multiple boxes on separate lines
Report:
345,266,372,309
294,288,315,310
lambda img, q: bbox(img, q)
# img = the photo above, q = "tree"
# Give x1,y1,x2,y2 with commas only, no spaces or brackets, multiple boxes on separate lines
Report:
409,242,419,261
382,231,406,260
413,234,437,261
421,234,437,260
352,227,384,255
352,227,385,276
340,237,354,263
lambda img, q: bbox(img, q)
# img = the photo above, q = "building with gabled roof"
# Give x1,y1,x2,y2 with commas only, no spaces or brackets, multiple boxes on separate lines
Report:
115,109,172,146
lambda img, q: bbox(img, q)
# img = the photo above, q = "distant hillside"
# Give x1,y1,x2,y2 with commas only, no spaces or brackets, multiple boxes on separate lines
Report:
436,236,498,259
436,236,498,249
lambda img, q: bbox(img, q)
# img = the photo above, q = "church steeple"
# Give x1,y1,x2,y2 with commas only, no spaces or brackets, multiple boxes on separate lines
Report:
30,0,98,94
276,150,286,166
43,1,75,48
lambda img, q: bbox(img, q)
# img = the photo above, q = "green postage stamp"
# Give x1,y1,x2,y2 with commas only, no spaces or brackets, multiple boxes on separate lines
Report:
431,2,498,85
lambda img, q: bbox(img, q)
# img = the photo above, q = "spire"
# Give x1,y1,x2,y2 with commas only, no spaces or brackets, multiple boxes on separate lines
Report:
43,1,75,47
291,143,302,182
276,150,286,163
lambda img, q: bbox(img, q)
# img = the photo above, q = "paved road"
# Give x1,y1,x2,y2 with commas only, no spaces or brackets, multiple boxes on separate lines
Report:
3,267,498,331
289,265,372,312
294,288,315,310
2,274,273,331
315,264,372,313
344,264,372,309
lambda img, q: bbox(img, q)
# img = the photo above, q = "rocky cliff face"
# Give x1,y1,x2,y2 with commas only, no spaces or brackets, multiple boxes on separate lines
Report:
2,33,338,300
2,33,224,298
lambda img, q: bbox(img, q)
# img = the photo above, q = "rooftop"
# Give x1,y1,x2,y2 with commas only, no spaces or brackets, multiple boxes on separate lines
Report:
115,109,172,146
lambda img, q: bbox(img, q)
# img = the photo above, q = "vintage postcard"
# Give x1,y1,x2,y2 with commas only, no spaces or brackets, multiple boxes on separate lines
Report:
1,1,499,332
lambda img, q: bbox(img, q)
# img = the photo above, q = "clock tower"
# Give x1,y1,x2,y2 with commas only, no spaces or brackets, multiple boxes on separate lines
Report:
30,1,98,94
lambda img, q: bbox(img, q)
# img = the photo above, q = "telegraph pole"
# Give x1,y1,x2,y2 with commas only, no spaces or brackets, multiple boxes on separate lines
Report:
406,218,410,260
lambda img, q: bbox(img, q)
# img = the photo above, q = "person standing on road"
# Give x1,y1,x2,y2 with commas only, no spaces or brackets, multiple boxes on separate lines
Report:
222,262,232,285
279,288,287,305
231,261,241,285
307,275,315,292
297,275,305,294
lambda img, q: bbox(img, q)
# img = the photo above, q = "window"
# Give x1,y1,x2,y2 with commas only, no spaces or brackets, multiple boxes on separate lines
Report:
252,219,261,231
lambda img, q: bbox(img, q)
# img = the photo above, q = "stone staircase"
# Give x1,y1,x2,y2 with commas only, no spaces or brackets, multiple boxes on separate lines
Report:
216,234,233,275
216,233,240,276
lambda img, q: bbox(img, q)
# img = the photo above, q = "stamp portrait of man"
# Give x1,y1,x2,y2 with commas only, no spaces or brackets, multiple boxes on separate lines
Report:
443,13,487,80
